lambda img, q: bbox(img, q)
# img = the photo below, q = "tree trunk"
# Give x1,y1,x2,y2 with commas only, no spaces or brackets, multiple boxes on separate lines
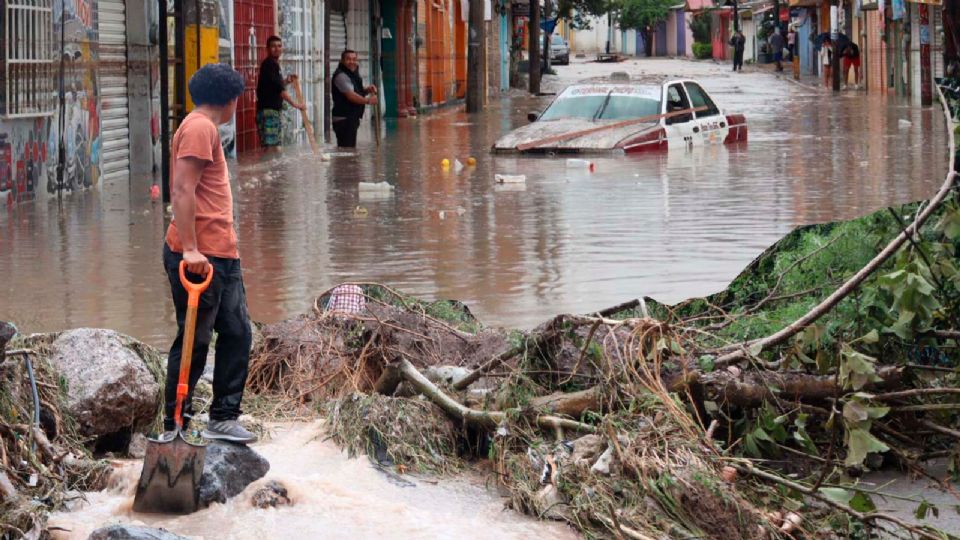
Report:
644,28,654,58
699,367,904,407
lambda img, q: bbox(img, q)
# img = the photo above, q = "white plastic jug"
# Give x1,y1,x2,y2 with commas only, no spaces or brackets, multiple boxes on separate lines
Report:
566,159,595,172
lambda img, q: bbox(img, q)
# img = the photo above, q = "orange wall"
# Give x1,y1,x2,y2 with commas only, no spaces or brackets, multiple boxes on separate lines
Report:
418,0,467,106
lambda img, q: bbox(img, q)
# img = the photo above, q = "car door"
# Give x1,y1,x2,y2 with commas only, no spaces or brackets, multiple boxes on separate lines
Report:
661,83,701,149
683,82,728,145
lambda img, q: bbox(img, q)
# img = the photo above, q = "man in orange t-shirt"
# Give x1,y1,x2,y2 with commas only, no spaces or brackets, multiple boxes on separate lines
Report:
161,63,256,444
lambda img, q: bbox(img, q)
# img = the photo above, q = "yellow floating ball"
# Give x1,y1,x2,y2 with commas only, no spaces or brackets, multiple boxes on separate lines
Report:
466,157,477,166
441,159,451,168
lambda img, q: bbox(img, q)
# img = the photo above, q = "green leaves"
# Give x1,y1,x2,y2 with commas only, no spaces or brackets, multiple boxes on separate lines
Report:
878,263,942,339
839,345,882,391
617,0,674,30
818,487,877,512
842,396,890,468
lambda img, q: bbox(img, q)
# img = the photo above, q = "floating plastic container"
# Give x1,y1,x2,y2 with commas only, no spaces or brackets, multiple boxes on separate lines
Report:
566,158,595,172
495,174,526,184
358,181,395,192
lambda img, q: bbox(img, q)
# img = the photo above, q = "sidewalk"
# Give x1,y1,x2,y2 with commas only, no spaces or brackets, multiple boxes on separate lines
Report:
745,60,866,93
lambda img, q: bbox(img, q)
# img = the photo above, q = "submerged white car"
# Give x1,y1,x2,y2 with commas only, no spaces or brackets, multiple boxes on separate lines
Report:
492,75,748,154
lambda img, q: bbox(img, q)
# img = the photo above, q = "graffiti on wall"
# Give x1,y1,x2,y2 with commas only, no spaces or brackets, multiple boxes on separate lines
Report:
2,0,99,204
0,121,50,205
47,0,101,194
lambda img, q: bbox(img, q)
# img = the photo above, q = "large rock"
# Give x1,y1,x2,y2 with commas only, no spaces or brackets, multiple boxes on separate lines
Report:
0,321,16,363
199,441,270,507
88,525,188,540
47,329,160,439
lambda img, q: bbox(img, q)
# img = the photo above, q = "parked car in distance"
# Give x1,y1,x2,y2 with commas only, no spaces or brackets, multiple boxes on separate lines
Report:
492,74,748,154
540,33,569,65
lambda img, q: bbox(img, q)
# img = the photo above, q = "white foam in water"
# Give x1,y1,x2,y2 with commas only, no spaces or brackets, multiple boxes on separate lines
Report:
48,422,576,540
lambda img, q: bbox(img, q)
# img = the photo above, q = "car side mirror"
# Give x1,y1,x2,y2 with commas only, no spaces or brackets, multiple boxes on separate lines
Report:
527,112,539,122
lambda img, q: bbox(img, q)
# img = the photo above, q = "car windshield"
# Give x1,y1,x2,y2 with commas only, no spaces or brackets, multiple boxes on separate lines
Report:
552,35,565,46
538,85,662,121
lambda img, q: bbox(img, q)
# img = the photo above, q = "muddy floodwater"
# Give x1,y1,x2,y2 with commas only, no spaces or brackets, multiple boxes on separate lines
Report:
0,58,948,347
48,421,580,539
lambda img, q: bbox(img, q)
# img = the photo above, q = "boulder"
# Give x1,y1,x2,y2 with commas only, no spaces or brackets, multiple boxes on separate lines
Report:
87,525,188,540
47,329,160,439
199,441,270,507
251,480,291,508
0,321,16,363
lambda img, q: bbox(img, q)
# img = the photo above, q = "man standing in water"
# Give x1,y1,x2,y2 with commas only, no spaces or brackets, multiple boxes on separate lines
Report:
163,63,257,444
256,36,306,151
769,29,785,72
331,50,378,148
729,30,746,72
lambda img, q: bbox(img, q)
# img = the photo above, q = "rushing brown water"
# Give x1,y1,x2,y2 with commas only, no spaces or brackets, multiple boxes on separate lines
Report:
0,58,947,348
48,421,580,539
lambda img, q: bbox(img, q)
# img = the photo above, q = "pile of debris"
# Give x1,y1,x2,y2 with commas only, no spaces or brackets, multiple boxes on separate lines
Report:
240,84,960,539
0,326,164,537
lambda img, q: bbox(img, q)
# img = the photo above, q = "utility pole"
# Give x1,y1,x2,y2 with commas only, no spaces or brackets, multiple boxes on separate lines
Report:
543,0,552,73
467,0,486,111
733,0,739,32
919,3,932,106
529,0,541,94
831,0,840,91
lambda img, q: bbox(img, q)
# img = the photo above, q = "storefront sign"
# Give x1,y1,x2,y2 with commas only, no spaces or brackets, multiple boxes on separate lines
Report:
906,0,941,4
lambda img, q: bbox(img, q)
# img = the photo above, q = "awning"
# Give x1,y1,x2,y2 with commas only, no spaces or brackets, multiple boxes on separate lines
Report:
684,0,714,11
788,0,820,7
906,0,941,4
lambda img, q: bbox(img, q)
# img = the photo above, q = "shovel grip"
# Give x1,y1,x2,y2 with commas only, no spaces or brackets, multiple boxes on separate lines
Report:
178,260,213,307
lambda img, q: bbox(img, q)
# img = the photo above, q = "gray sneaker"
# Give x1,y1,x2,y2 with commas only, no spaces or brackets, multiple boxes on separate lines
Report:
156,430,178,443
202,420,258,444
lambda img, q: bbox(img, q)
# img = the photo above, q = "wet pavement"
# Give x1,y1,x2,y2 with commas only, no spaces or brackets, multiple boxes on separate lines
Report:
0,57,949,347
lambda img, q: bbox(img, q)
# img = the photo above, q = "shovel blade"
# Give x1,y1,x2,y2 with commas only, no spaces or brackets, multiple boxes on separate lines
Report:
132,434,206,514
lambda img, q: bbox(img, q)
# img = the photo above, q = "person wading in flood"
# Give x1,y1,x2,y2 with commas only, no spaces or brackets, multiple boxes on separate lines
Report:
730,30,746,72
163,63,257,445
331,49,378,148
769,29,785,72
256,36,305,152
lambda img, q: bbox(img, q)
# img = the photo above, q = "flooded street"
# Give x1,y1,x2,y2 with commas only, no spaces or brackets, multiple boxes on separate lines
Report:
48,421,579,540
0,57,948,347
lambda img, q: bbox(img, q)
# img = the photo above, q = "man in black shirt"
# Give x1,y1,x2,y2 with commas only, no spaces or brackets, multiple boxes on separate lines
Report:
256,36,305,150
331,50,378,148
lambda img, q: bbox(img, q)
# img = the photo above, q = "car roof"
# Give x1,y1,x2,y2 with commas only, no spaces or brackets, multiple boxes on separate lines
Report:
573,75,697,86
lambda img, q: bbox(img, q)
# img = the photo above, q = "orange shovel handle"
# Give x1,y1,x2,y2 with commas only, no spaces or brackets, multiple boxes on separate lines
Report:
178,260,214,307
173,260,213,429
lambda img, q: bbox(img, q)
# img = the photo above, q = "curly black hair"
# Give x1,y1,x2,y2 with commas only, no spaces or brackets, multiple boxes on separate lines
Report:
188,63,245,106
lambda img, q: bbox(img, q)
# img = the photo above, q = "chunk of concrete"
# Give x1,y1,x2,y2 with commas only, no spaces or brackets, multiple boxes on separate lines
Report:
87,525,188,540
199,442,270,507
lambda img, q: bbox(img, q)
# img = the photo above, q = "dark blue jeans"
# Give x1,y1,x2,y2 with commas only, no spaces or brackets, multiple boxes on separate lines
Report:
162,244,252,430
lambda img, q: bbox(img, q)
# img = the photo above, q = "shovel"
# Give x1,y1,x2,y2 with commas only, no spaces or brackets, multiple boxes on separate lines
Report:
133,260,213,514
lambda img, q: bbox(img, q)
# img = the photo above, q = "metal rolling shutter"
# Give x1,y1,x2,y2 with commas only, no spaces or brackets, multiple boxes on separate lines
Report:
346,0,371,82
98,0,130,183
330,11,347,80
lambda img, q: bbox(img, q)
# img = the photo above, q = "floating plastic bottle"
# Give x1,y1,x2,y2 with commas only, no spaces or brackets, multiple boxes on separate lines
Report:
495,174,526,184
566,158,595,172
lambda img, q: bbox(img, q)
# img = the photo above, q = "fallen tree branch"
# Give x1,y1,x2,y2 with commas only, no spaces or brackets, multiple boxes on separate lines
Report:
920,420,960,440
699,367,903,407
873,387,960,401
735,462,947,540
398,359,595,433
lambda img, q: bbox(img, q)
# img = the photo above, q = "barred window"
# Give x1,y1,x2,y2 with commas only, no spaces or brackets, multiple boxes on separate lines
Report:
0,0,54,118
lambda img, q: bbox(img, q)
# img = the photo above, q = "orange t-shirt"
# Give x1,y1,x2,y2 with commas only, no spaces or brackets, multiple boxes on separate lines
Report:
165,112,239,259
